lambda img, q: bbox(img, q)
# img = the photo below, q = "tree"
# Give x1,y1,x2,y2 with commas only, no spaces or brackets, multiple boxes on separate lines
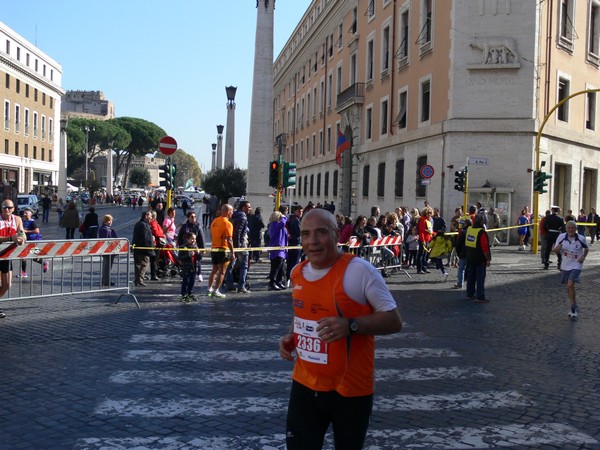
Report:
170,150,203,189
111,117,166,186
128,167,151,188
202,167,247,204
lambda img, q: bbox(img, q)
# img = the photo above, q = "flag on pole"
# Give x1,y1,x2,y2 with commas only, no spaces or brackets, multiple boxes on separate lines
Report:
336,130,351,166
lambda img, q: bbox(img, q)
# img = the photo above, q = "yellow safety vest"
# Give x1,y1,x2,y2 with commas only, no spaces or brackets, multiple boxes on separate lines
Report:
465,227,483,248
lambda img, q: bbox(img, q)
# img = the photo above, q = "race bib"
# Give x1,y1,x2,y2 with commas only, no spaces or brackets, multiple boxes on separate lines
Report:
293,317,328,365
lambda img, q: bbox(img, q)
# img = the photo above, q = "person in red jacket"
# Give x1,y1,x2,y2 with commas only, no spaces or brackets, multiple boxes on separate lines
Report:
279,208,402,449
416,206,435,273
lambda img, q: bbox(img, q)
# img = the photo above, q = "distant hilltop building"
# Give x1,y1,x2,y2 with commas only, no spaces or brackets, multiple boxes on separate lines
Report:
62,90,115,120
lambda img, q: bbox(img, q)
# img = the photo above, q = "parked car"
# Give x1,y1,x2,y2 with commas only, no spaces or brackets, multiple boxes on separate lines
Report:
16,194,40,218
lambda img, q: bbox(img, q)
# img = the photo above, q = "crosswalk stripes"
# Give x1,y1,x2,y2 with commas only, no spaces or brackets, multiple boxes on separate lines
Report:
75,299,599,449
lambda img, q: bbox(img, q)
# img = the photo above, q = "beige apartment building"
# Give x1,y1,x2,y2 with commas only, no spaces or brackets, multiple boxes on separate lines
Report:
273,0,600,235
0,21,64,198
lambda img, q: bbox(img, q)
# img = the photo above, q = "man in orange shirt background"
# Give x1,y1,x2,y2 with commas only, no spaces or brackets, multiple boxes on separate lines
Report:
207,204,234,298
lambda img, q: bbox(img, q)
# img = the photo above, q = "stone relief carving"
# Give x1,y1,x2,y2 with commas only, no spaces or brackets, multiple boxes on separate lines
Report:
470,36,519,65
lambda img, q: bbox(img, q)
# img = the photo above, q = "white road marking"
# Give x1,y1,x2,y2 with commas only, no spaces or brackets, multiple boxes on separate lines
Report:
109,366,492,385
139,320,283,330
94,390,531,417
122,347,460,362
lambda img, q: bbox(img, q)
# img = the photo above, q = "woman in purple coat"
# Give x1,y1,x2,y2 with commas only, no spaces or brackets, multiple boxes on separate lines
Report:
267,211,288,291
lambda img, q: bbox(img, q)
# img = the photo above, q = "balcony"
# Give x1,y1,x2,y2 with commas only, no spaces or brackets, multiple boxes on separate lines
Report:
336,82,364,112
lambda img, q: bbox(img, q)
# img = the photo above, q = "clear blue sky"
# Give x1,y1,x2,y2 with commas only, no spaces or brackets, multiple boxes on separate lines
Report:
1,0,312,171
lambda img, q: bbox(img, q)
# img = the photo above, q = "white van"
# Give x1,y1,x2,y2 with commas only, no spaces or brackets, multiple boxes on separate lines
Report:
16,194,40,218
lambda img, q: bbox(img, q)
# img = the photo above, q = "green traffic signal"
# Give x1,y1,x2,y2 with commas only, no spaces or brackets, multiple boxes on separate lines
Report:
171,163,177,187
283,162,297,188
535,171,552,194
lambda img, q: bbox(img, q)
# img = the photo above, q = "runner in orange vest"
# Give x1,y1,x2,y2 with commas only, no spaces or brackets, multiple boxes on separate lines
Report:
279,208,402,449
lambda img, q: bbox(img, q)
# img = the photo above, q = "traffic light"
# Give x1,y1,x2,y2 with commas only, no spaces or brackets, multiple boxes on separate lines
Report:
534,170,552,193
159,163,172,190
170,163,177,188
454,168,467,192
269,161,279,188
283,162,297,188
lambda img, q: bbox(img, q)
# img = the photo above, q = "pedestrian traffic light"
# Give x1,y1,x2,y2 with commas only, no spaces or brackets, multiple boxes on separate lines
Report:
269,161,279,188
454,168,467,192
159,163,172,190
534,170,552,193
170,163,177,188
282,161,297,188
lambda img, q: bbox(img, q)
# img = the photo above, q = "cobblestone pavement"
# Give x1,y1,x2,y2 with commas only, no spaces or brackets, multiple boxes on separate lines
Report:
1,226,600,448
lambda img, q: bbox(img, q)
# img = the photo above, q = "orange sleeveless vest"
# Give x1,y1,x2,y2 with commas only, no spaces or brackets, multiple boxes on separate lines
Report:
291,253,375,397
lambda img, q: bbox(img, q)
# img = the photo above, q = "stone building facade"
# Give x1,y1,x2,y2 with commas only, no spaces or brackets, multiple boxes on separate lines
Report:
273,0,600,237
0,20,64,197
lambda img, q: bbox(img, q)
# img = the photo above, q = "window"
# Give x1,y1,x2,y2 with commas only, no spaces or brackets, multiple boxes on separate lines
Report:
396,89,408,129
33,145,37,159
362,165,370,197
559,0,575,49
395,159,405,197
327,74,333,109
42,93,46,106
35,89,38,102
5,73,9,89
420,79,431,123
586,91,596,130
41,115,46,140
367,39,374,81
366,0,375,20
319,130,324,155
313,87,318,119
320,80,325,114
4,101,9,130
49,118,54,142
33,112,38,138
312,135,316,157
14,104,20,133
377,163,385,197
24,109,30,135
4,140,8,154
589,1,600,63
382,25,390,73
300,140,304,161
337,66,343,94
351,53,357,85
15,142,19,156
25,143,28,158
327,126,332,153
558,77,570,122
310,174,314,197
351,7,358,34
26,84,29,98
338,23,343,48
5,39,9,54
16,79,20,94
307,92,311,121
303,175,308,197
317,173,321,196
418,0,433,53
398,9,410,61
381,99,389,135
325,171,330,196
333,170,339,196
366,107,373,140
298,177,302,197
416,155,428,197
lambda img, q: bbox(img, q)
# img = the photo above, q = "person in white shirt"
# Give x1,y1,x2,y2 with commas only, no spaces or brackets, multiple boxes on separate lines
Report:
553,221,589,318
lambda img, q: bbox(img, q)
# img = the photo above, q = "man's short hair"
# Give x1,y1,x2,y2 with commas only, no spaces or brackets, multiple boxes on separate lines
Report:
238,200,250,210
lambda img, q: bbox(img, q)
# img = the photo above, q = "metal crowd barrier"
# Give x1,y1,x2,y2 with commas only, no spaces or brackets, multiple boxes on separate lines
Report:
0,238,139,308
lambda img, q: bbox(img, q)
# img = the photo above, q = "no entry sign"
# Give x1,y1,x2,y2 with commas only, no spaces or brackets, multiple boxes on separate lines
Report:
159,136,177,156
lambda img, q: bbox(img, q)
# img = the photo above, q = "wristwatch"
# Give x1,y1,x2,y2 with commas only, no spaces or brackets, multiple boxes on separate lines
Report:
348,318,359,335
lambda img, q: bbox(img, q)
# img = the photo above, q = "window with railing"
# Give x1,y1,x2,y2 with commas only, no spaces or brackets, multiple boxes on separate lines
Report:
417,0,433,55
588,1,600,65
559,0,576,51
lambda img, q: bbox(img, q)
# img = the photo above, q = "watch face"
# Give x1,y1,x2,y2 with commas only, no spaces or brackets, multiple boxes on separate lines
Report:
350,320,359,332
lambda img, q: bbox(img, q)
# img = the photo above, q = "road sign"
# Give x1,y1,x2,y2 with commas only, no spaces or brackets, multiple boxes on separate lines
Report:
159,136,177,156
468,157,489,166
420,164,435,179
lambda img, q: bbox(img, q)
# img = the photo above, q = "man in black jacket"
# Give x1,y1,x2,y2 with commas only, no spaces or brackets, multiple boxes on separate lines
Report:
224,200,252,293
132,211,154,286
543,206,565,270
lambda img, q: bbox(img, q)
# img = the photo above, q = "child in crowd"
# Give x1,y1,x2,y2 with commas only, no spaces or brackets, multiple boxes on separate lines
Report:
405,226,419,268
429,231,453,280
178,231,201,302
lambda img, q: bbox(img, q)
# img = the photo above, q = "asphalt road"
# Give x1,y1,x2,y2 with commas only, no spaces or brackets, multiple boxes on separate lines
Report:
1,205,599,449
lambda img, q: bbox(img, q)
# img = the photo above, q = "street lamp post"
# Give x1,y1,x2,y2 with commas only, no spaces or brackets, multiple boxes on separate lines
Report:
224,86,237,167
216,124,224,169
83,125,95,189
211,143,217,171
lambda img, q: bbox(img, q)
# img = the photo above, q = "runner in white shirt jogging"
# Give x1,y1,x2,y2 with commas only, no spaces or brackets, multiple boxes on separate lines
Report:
553,220,589,318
